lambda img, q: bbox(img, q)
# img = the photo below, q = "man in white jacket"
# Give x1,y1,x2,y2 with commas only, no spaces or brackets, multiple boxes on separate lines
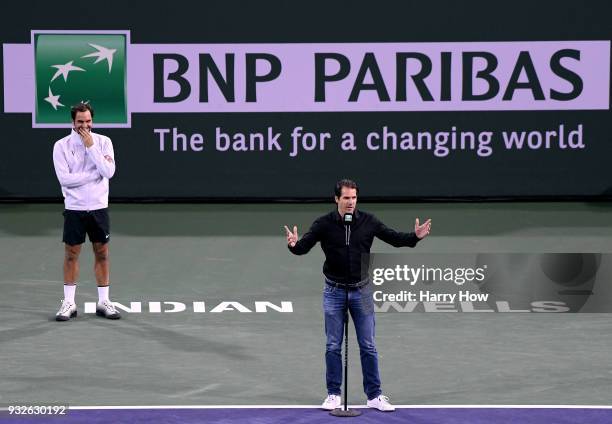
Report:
52,102,120,321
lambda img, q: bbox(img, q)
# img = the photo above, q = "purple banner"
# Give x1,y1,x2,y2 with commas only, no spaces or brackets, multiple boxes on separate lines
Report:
4,40,610,115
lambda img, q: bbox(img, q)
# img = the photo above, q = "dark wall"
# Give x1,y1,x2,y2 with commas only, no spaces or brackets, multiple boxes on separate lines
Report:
1,0,611,201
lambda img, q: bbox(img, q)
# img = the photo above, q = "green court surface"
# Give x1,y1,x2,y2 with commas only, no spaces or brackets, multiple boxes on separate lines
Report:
1,203,611,407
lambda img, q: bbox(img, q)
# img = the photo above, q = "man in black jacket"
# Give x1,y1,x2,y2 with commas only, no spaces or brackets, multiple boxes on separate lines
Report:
285,179,431,412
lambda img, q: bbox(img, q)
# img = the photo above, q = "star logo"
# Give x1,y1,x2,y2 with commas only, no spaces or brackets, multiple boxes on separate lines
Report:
50,60,85,82
34,32,128,126
81,44,116,73
44,87,64,110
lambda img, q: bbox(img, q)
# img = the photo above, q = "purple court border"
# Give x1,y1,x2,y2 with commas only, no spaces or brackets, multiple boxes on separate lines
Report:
2,407,611,424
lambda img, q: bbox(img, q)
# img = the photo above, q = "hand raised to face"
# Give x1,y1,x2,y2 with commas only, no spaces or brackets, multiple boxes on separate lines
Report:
77,127,94,148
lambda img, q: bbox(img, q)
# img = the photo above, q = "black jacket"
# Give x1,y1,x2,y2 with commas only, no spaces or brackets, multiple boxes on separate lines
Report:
288,209,420,284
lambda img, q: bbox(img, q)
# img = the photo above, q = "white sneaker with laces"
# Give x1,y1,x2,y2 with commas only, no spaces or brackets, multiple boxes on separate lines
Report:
321,394,342,410
96,299,121,319
367,394,395,412
55,299,77,321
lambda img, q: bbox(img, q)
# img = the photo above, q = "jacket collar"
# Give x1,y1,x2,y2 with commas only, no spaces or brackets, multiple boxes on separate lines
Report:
69,129,83,148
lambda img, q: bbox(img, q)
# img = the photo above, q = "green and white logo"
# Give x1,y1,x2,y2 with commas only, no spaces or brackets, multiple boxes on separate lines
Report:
34,32,127,126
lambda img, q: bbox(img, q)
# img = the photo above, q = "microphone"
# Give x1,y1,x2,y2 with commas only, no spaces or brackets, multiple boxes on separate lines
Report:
343,213,353,245
333,211,361,417
343,213,354,226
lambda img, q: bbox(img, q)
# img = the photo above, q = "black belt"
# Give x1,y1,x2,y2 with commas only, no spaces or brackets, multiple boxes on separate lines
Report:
325,277,369,289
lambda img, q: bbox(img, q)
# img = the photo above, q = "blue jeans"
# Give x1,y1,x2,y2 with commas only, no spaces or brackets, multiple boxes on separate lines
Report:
323,282,382,400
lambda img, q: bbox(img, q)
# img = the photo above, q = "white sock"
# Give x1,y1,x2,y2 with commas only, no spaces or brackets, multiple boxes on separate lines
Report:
97,286,110,303
64,283,76,303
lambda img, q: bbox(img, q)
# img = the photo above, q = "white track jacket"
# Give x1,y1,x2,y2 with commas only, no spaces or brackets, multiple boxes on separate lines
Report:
52,130,115,211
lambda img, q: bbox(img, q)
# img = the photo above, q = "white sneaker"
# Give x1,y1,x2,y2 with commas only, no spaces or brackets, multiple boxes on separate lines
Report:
96,300,121,319
55,299,77,321
367,395,395,412
321,394,342,410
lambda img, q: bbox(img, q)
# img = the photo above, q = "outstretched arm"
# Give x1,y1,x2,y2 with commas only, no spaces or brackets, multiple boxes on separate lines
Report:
375,217,431,247
284,219,321,255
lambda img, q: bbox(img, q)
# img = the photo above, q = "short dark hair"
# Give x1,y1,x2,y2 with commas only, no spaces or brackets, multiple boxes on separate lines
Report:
334,179,359,197
71,102,94,120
